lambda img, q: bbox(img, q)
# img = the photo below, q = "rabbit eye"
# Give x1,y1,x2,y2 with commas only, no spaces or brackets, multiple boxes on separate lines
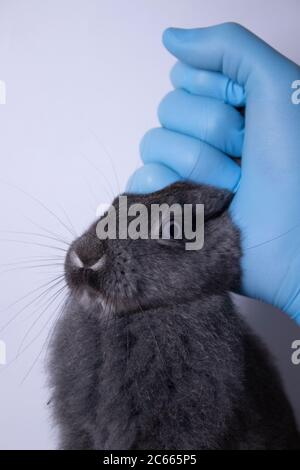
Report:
154,213,186,249
161,220,182,240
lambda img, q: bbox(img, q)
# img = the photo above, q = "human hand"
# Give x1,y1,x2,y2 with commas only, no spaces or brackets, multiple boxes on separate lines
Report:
127,23,300,324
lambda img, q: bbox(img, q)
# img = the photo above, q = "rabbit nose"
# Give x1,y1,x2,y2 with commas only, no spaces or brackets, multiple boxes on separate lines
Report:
69,250,106,271
69,251,84,269
89,256,106,271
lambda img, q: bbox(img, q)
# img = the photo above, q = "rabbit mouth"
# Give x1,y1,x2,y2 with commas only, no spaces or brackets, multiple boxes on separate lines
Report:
75,286,120,317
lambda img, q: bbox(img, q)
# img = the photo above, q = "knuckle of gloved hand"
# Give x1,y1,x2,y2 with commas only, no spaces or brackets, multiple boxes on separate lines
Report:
218,22,245,38
203,110,225,139
157,91,174,123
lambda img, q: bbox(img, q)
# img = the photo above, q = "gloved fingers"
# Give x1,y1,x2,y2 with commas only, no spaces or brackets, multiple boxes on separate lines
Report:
140,128,241,192
171,62,245,107
163,23,278,86
158,89,244,157
126,163,181,194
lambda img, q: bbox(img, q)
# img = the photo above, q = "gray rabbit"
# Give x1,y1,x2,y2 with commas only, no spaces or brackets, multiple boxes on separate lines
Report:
48,182,300,450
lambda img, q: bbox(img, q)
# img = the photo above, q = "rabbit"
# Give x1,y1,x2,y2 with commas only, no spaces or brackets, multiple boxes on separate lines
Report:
48,181,300,450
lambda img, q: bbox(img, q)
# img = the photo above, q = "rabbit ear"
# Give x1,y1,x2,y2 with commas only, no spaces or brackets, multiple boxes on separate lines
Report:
168,182,233,220
195,185,233,221
125,181,233,220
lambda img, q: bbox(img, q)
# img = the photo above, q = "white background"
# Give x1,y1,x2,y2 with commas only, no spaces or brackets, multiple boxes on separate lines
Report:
0,0,299,449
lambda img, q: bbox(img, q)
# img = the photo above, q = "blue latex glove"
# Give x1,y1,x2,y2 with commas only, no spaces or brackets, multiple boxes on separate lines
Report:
127,23,300,324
